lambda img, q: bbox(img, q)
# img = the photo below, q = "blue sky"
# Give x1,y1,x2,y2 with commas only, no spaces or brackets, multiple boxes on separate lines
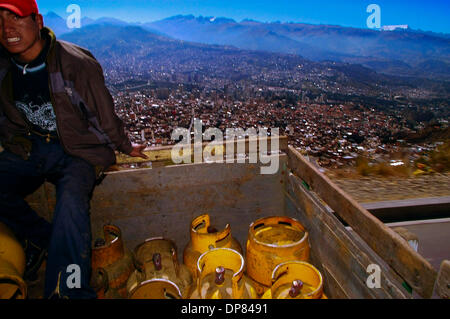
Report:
38,0,450,33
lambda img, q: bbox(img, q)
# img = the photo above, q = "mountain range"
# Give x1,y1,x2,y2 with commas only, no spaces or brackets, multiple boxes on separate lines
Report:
55,22,450,106
44,12,450,81
146,15,450,80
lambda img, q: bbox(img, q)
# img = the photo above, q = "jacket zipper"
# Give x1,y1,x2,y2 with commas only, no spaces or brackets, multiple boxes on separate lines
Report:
45,30,68,151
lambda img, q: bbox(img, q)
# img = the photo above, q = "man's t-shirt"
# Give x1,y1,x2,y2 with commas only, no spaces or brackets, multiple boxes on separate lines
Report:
11,35,58,138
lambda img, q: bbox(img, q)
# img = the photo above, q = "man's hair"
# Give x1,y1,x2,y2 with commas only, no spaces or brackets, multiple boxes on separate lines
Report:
31,13,36,21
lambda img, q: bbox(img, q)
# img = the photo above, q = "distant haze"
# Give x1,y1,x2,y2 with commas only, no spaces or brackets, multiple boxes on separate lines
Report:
38,0,450,34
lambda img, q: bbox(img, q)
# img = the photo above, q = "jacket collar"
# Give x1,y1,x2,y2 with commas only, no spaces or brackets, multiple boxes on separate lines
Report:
42,27,57,64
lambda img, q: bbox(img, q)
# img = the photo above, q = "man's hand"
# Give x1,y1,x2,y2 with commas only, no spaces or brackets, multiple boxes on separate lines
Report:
128,144,148,159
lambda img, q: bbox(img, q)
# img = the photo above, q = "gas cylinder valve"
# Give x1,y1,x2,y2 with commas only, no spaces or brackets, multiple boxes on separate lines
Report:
215,266,225,285
153,253,162,271
289,280,304,297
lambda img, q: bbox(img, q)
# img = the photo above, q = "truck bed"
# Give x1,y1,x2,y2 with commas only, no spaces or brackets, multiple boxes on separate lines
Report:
25,137,446,299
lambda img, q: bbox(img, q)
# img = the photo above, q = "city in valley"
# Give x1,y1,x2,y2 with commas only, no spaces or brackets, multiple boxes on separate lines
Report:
58,21,449,177
113,83,448,172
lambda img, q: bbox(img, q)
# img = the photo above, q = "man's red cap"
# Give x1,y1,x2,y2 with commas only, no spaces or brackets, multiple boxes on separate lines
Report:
0,0,39,17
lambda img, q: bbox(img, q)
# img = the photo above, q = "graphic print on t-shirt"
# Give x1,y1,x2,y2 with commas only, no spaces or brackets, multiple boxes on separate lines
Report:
15,94,57,132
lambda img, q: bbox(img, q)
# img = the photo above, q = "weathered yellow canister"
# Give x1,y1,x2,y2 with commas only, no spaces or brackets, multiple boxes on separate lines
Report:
91,224,134,298
0,222,27,299
261,261,326,299
127,237,193,299
246,216,310,289
183,214,242,278
190,248,258,299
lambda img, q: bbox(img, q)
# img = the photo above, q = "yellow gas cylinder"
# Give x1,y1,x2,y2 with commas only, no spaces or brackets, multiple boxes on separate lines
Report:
245,216,310,292
261,261,327,299
91,224,134,298
0,222,27,299
190,248,258,299
183,214,242,279
127,237,193,299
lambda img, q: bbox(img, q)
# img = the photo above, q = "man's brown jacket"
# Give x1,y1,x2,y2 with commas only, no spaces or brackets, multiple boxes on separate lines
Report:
0,27,132,168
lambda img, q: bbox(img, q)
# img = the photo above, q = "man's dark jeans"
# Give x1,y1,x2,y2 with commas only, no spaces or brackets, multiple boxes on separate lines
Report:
0,134,97,299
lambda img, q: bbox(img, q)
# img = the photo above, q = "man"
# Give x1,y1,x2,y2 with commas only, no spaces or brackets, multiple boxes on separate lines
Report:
0,0,147,298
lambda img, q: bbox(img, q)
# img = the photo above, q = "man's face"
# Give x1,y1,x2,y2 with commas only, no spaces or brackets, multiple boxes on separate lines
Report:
0,9,44,62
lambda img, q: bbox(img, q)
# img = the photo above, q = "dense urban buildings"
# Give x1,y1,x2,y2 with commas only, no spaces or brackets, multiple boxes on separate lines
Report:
111,83,448,170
